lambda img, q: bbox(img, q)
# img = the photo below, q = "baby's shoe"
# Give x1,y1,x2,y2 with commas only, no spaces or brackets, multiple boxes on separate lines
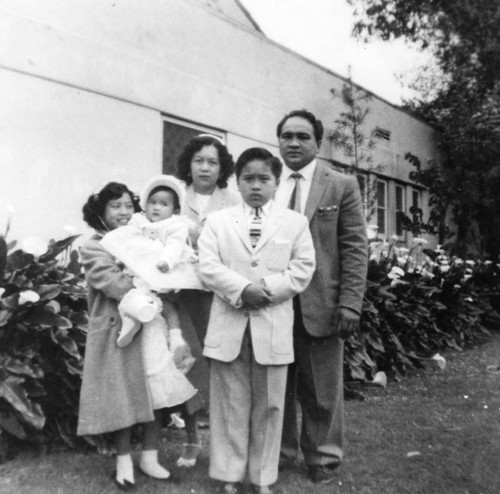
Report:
117,315,141,348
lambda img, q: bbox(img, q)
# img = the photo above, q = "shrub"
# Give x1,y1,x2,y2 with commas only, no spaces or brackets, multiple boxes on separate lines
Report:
0,232,88,459
344,237,500,385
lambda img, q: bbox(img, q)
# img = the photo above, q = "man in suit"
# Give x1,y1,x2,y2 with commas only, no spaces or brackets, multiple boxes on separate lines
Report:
275,109,368,484
198,147,316,494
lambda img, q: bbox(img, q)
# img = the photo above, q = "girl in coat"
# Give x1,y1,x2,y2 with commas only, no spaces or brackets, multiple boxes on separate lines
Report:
77,181,193,489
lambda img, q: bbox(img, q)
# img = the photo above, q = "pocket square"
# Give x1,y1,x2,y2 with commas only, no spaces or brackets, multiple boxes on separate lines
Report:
318,205,339,214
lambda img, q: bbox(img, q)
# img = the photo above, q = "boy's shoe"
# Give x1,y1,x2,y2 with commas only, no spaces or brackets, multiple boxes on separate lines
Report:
222,483,244,494
250,485,273,494
117,316,141,348
307,463,339,484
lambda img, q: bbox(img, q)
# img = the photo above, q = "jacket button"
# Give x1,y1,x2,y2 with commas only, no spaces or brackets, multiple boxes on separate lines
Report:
251,261,258,267
244,311,249,317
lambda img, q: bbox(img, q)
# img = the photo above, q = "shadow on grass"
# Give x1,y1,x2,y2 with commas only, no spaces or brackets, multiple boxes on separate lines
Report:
2,332,500,493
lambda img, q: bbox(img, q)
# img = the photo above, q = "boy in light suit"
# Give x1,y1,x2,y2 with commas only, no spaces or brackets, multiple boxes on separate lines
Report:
198,147,316,494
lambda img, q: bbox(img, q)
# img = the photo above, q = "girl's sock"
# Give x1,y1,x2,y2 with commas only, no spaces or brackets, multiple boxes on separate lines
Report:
139,449,170,479
116,453,134,484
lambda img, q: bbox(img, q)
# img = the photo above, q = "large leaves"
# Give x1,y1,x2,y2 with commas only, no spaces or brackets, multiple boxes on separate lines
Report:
0,376,45,430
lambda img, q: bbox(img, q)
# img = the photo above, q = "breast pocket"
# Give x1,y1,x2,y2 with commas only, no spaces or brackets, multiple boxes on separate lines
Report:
264,240,292,272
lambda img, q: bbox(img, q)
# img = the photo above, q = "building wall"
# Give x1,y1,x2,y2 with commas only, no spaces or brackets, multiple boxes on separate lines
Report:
0,0,440,244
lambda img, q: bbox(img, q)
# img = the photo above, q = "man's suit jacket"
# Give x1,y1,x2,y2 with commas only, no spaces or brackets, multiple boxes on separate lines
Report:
300,162,368,337
198,203,316,365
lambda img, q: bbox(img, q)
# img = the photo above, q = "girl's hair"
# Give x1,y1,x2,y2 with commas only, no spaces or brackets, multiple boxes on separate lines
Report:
235,147,283,180
147,185,180,212
176,135,235,188
82,182,141,231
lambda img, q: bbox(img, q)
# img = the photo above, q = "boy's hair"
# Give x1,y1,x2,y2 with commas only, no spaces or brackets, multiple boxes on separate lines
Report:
176,135,235,188
82,182,141,231
147,185,180,212
276,109,324,144
235,147,282,180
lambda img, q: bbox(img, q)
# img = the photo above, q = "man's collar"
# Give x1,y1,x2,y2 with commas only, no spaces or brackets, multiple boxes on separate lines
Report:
282,159,317,181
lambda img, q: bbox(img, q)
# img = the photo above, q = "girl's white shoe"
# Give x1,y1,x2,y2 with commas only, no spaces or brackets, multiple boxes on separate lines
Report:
139,450,170,479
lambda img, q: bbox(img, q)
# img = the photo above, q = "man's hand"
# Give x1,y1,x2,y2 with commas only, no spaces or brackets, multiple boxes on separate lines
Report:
241,284,273,310
333,307,360,339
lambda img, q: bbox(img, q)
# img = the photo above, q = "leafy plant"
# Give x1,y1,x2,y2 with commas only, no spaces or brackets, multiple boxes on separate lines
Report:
0,232,89,459
345,238,500,387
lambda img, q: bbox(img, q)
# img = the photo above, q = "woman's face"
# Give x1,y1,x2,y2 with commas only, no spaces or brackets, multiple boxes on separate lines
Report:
190,145,221,194
102,192,134,231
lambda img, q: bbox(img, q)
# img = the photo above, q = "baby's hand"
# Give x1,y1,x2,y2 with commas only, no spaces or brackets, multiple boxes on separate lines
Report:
156,260,170,273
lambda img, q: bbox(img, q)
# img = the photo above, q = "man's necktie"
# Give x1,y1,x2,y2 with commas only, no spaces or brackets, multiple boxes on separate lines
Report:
249,207,262,248
288,172,303,212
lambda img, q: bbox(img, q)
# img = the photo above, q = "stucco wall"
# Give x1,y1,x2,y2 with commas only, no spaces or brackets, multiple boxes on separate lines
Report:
0,69,161,241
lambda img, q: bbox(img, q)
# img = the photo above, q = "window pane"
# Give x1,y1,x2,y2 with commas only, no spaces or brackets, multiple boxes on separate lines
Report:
412,190,419,208
395,185,404,236
377,182,386,207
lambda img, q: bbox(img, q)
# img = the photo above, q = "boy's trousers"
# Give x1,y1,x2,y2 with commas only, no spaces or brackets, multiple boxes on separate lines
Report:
208,327,288,486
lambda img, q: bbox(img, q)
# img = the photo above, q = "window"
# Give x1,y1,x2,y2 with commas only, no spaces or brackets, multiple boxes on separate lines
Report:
395,184,405,236
412,189,420,209
376,180,387,236
162,117,224,175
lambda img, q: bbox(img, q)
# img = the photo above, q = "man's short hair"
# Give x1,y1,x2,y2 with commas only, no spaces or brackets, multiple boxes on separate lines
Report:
276,109,324,144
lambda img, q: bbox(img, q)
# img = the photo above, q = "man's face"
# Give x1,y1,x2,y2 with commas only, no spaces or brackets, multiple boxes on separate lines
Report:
278,116,319,171
237,160,278,209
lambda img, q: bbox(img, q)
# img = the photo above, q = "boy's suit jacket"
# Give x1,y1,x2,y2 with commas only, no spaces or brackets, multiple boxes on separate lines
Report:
198,202,316,366
301,162,368,336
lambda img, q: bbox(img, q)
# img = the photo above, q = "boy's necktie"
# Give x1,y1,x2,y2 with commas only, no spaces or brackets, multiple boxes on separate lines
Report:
288,172,303,212
249,207,262,248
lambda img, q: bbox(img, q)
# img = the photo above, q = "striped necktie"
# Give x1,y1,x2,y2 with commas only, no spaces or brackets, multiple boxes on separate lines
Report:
288,172,303,212
249,207,262,248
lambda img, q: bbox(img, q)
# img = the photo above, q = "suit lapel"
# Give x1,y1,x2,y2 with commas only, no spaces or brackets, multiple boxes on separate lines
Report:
184,186,199,217
304,163,330,222
230,204,253,252
254,205,284,253
204,187,226,221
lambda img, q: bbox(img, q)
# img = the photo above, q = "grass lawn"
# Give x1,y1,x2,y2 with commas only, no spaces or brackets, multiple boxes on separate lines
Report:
1,331,500,494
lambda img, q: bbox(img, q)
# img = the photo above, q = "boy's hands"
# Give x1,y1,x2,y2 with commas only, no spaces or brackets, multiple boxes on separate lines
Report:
156,260,170,273
241,284,273,310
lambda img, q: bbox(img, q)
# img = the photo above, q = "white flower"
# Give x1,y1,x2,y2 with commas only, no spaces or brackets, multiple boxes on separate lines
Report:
0,287,5,298
440,259,450,266
388,266,405,279
463,275,472,282
485,260,492,265
366,224,379,239
372,371,387,388
63,224,77,235
412,237,428,245
465,260,476,267
440,265,451,273
422,269,435,279
397,256,407,266
21,236,47,257
18,290,40,305
431,353,446,369
399,247,410,255
454,258,463,266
